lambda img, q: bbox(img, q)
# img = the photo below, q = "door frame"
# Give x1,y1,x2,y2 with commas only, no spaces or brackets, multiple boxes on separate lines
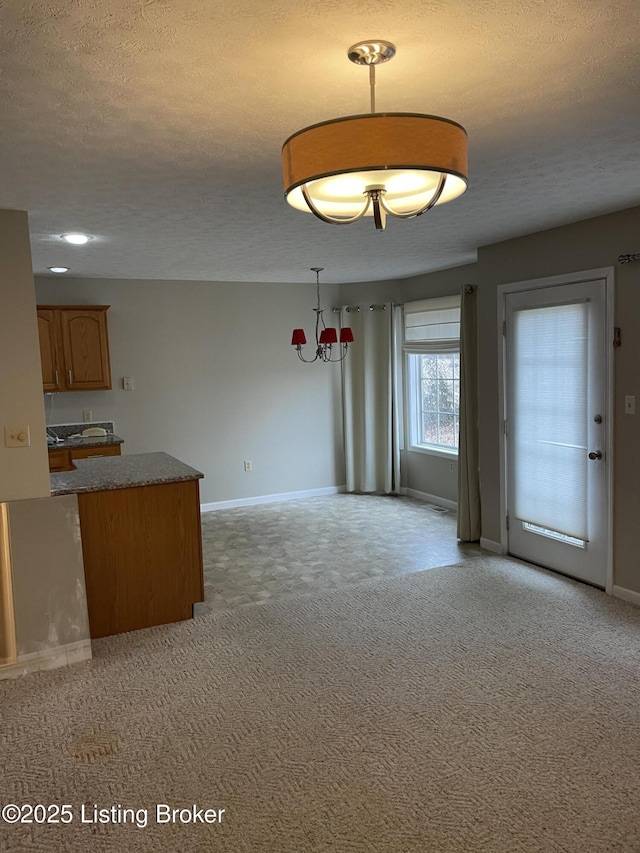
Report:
496,267,615,593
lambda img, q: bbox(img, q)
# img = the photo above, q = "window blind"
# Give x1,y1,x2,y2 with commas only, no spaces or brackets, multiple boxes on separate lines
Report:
512,302,589,541
403,294,461,353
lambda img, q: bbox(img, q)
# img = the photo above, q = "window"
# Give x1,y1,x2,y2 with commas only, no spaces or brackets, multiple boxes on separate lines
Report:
408,352,460,451
404,295,461,455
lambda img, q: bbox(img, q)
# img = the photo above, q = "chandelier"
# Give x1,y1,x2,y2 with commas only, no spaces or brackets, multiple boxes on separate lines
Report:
282,40,468,231
291,268,354,363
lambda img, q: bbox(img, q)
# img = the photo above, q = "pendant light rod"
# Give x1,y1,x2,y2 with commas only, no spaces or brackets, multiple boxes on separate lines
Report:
311,265,323,315
348,40,396,114
370,65,376,113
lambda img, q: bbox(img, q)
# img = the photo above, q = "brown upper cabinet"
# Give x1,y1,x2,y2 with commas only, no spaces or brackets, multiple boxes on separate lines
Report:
37,305,112,392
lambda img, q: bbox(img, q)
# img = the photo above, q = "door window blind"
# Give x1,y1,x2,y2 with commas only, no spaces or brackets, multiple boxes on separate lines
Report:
512,302,588,540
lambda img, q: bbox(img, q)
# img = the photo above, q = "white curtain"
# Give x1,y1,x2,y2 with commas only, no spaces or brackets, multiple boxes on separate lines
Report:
341,303,403,494
456,285,481,541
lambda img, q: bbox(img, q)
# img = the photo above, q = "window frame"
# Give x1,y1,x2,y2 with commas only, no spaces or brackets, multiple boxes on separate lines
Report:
405,350,461,457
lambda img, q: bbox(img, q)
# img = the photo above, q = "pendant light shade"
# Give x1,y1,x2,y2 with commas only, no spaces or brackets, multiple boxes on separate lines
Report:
319,327,338,345
283,113,468,219
282,41,468,230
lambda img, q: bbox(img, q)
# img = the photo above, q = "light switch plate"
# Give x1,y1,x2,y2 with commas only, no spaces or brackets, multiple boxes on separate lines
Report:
5,425,31,447
624,395,635,415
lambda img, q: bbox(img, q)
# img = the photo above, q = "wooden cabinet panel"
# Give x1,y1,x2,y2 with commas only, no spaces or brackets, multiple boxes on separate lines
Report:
47,443,122,472
78,479,204,638
70,444,121,462
36,305,111,392
60,309,112,391
37,310,62,392
48,449,71,472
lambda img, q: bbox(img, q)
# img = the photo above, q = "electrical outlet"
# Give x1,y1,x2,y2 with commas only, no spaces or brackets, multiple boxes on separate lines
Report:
449,461,454,472
5,425,31,447
244,460,252,472
83,410,92,423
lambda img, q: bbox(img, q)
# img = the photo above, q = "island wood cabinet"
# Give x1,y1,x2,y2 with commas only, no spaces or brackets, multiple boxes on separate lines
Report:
48,443,122,473
77,478,204,638
37,305,112,392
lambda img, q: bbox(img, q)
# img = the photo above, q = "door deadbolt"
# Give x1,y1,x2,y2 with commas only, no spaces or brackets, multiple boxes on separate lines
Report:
588,450,603,460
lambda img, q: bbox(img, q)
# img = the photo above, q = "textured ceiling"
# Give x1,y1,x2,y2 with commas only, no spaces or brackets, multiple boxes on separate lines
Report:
1,0,639,283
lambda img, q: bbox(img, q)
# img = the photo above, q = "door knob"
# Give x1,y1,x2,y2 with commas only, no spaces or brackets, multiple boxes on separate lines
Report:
588,450,602,460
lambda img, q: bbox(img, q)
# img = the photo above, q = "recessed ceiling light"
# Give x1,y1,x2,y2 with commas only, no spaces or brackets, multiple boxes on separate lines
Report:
61,233,92,245
48,266,70,273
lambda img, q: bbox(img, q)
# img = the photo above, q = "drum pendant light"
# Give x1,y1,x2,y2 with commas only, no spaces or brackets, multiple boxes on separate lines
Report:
282,41,468,231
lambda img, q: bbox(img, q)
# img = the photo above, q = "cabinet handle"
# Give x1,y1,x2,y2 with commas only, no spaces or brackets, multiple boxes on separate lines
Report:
67,369,72,386
55,369,59,387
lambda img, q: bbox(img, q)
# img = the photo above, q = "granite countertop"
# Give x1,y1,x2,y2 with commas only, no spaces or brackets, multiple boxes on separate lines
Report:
48,433,124,450
50,452,204,496
47,421,123,450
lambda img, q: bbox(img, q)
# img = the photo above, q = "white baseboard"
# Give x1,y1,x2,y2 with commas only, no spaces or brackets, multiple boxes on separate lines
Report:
480,537,507,555
0,639,92,681
612,585,640,607
404,489,457,512
201,485,346,513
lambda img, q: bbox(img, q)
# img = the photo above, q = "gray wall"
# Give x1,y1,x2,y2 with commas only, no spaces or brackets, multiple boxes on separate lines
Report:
35,277,345,505
37,267,478,508
476,204,640,593
0,210,50,502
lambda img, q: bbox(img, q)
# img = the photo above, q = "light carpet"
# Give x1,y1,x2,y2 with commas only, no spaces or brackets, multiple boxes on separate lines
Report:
1,556,639,852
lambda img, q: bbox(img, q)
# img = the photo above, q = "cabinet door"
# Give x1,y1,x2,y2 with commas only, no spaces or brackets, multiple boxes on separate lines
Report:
60,309,112,391
48,449,72,472
37,311,62,392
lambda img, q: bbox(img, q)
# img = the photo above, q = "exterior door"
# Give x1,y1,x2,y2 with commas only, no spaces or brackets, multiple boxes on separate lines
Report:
504,279,609,587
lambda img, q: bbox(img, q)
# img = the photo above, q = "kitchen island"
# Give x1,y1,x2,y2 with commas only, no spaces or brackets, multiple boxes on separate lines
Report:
51,452,204,639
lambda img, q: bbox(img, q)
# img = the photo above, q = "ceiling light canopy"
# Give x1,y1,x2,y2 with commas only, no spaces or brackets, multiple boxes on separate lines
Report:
48,266,69,273
61,233,92,245
282,41,468,231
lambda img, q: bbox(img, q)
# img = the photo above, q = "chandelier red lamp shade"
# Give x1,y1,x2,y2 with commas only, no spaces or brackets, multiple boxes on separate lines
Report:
291,327,354,346
291,268,354,363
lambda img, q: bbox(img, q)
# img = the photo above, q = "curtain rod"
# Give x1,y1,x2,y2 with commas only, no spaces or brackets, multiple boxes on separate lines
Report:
332,303,403,313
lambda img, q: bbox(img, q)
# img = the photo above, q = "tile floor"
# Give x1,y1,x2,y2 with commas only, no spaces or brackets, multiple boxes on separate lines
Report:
195,494,485,615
